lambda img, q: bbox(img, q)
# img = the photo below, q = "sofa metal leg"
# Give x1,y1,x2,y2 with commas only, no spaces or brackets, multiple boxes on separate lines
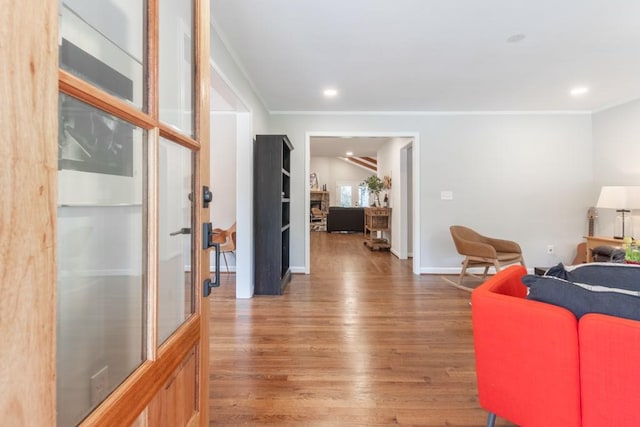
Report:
486,412,496,427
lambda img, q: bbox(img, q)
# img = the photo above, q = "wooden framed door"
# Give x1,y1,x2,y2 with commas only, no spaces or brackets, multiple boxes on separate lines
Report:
0,0,211,425
0,1,58,425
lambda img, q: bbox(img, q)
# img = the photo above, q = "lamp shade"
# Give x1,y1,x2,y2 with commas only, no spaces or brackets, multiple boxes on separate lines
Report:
596,186,640,210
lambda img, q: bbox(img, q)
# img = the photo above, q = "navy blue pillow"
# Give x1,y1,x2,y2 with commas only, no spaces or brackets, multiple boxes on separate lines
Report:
544,262,640,292
544,263,569,280
522,274,640,321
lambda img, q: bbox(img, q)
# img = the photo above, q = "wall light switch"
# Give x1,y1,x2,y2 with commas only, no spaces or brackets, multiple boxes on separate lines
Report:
441,191,453,200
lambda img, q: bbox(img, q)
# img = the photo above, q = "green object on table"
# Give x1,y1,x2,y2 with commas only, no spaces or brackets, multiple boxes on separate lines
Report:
624,242,640,263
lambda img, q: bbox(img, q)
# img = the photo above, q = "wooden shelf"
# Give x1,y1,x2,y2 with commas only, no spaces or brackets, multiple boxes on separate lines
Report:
254,135,293,295
364,207,391,251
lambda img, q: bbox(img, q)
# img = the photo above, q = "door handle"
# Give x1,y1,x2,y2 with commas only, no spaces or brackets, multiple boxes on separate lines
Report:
203,242,220,297
203,223,225,248
202,223,221,297
169,227,191,236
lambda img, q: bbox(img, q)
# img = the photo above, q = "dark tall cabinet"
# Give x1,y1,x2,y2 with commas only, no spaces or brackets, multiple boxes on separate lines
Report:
254,134,293,295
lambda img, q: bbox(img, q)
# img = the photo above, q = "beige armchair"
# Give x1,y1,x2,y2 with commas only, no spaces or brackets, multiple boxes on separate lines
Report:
212,222,236,273
444,225,525,291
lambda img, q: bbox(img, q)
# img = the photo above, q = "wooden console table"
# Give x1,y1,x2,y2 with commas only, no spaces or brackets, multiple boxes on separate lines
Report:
364,207,391,251
584,236,624,263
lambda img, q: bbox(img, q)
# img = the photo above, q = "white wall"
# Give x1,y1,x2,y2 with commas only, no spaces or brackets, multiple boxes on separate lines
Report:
210,113,238,271
309,157,371,206
270,112,594,273
210,27,270,134
592,98,640,237
377,137,413,254
210,25,272,297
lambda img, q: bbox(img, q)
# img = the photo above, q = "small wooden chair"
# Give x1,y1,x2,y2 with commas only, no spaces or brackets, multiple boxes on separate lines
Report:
212,222,236,272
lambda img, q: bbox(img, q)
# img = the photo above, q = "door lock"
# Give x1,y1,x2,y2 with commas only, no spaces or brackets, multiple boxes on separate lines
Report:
203,186,213,208
193,186,213,208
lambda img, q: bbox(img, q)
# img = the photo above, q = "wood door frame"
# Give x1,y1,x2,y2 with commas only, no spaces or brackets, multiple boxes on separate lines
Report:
0,0,58,424
194,0,211,423
0,0,211,425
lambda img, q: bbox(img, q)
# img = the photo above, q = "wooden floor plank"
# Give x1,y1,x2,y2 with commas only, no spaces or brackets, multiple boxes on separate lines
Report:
209,232,515,426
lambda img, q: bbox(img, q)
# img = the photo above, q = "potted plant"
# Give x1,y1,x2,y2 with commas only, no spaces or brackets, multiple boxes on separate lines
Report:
361,174,384,206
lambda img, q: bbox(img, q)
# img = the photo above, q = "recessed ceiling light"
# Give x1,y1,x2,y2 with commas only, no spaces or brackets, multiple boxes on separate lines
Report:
570,86,590,96
346,151,353,156
506,33,526,43
323,88,338,98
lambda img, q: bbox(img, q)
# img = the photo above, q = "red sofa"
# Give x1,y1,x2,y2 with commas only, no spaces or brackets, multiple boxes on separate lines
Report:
471,265,640,427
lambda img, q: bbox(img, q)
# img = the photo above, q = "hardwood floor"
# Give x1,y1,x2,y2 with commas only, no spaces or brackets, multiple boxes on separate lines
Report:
209,232,515,426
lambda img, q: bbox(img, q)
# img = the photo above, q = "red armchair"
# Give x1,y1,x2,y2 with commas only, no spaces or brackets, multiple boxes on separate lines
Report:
579,314,640,427
471,265,581,427
472,264,640,427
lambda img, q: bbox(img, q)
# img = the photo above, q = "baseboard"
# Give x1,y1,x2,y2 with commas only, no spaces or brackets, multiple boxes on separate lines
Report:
421,267,485,275
58,269,138,278
185,264,237,273
290,266,306,274
420,266,534,275
211,266,236,273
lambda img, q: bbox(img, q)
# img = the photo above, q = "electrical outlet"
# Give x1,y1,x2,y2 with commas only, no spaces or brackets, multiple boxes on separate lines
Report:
90,366,109,406
546,245,555,255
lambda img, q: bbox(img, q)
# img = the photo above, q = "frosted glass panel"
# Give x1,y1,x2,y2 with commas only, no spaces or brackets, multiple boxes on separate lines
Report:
59,0,145,109
159,0,194,135
158,138,194,344
56,94,146,426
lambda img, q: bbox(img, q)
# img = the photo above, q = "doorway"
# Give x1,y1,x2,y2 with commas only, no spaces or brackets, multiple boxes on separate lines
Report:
305,132,421,275
209,63,253,298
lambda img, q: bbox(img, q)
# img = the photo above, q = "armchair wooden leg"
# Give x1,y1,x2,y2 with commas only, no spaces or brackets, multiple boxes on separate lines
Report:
458,258,471,285
493,260,501,274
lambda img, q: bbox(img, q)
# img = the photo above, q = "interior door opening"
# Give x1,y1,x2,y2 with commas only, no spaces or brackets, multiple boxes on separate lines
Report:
306,132,420,275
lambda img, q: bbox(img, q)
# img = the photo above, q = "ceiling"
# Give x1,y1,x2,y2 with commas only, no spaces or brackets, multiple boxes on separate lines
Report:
212,0,640,113
310,136,392,158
